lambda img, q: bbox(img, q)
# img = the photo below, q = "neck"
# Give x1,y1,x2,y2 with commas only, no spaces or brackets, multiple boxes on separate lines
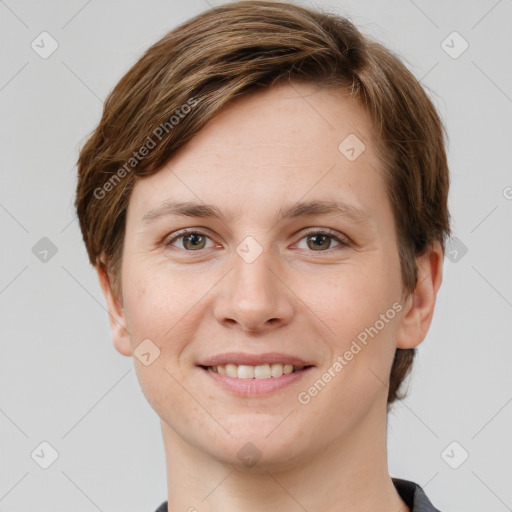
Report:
161,398,409,512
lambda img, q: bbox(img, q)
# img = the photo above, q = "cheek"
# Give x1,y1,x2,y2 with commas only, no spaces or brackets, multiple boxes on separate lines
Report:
122,267,202,420
122,261,214,367
124,257,183,322
298,272,401,426
304,260,401,343
301,261,402,410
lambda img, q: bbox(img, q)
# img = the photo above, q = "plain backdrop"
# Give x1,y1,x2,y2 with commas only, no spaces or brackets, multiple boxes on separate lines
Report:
1,1,511,511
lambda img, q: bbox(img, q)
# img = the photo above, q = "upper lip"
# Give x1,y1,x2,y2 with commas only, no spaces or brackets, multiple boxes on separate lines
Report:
197,352,315,367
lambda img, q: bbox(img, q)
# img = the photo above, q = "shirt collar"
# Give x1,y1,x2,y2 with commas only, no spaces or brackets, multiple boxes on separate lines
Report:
392,478,442,512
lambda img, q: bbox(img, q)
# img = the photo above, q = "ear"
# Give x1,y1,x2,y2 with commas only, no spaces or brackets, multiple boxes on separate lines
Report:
396,240,444,349
95,258,132,357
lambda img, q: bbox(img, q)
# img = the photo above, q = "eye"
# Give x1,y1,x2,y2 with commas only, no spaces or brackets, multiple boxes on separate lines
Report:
295,229,351,252
164,230,216,251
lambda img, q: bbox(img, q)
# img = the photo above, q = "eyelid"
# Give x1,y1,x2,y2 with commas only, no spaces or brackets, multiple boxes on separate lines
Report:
162,227,218,246
297,227,352,247
163,226,352,251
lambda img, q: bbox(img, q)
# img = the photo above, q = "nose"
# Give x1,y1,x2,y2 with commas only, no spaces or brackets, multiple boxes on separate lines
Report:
213,246,295,334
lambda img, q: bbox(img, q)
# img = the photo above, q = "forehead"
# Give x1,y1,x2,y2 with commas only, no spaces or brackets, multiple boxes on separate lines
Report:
127,81,388,227
188,81,376,161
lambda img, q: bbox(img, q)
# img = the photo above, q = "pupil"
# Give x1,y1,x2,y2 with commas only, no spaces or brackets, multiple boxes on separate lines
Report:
186,233,203,249
309,234,329,250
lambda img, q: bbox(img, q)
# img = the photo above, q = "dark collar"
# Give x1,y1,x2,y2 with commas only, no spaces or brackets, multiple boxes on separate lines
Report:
392,478,442,512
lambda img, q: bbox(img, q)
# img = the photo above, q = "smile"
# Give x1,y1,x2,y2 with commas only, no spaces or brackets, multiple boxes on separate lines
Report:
198,364,315,397
202,363,310,378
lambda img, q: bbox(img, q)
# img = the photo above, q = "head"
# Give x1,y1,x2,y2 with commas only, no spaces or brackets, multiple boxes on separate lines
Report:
75,0,450,468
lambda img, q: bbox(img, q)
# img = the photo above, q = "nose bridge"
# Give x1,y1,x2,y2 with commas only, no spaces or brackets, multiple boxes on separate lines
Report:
232,237,278,311
214,236,294,331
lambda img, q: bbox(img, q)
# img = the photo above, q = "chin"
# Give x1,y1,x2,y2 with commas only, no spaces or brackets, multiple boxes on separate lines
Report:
206,419,311,473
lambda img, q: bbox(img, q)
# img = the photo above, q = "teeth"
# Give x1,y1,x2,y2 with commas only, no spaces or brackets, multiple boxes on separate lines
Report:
255,364,271,379
207,363,304,378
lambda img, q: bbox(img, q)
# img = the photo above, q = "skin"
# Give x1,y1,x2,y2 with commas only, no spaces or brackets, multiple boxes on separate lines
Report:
97,81,443,512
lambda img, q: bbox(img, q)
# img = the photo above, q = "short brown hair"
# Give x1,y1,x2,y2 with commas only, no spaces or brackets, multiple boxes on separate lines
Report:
75,0,451,407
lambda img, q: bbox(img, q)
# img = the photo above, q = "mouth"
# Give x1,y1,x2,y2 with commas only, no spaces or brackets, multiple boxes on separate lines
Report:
198,364,315,397
199,363,314,379
195,353,315,396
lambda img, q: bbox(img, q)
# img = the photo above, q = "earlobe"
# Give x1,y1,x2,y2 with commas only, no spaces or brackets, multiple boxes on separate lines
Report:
95,258,132,357
396,241,444,350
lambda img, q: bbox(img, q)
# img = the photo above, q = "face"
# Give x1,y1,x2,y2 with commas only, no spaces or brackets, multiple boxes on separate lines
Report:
102,81,426,471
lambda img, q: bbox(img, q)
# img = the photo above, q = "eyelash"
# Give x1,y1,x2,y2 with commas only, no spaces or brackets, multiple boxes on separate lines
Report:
162,228,351,253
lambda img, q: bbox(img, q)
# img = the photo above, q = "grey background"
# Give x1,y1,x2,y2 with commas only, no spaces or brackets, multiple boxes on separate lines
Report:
1,0,511,511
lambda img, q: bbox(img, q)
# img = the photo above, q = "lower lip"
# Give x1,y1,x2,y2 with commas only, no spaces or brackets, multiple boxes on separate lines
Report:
198,366,315,397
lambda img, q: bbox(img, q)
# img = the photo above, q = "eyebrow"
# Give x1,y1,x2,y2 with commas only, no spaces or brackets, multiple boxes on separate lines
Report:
141,199,375,227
